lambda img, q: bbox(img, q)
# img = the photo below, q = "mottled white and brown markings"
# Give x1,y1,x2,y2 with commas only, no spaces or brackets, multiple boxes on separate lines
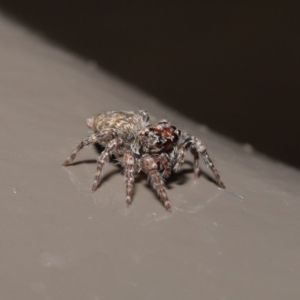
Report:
63,110,225,211
123,151,135,206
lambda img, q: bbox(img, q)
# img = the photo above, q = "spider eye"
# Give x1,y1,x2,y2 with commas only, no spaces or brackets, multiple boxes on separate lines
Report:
154,133,163,145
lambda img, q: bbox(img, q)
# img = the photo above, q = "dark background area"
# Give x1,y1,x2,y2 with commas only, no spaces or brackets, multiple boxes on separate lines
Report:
1,1,299,168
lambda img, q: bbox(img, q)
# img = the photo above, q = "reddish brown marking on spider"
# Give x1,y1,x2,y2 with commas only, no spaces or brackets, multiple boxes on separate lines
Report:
153,127,174,137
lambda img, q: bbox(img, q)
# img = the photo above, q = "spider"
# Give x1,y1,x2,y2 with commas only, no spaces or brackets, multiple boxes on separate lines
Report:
62,110,225,211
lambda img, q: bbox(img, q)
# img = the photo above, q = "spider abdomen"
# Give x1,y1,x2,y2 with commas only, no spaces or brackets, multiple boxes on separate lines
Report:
86,110,149,144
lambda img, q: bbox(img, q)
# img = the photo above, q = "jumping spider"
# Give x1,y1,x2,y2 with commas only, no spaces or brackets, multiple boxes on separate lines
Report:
63,110,225,211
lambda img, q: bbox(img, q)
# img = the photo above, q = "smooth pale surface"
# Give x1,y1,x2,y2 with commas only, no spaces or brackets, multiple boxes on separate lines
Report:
0,14,299,300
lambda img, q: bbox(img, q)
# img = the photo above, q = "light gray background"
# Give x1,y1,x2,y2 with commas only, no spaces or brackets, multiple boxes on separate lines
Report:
1,14,300,300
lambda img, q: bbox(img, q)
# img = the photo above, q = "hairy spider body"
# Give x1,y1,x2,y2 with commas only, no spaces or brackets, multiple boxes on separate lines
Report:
63,110,225,211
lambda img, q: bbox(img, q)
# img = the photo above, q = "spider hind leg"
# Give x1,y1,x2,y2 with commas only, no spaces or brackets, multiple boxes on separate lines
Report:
91,137,123,192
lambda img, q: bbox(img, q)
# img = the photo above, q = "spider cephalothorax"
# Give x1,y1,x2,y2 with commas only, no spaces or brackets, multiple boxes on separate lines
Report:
133,121,180,155
63,110,225,211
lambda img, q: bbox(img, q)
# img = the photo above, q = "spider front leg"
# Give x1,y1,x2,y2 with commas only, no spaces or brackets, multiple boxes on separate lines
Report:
176,135,225,189
195,139,225,188
185,136,225,189
174,146,200,178
153,153,172,178
123,151,135,207
141,155,171,211
91,137,123,192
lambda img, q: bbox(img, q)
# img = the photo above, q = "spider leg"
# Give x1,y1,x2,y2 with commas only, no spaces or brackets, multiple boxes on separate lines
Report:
141,155,171,211
173,130,195,175
123,151,135,207
63,133,100,166
91,137,123,192
182,136,225,188
190,149,200,178
62,129,117,166
153,153,172,178
173,147,187,173
200,149,225,188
